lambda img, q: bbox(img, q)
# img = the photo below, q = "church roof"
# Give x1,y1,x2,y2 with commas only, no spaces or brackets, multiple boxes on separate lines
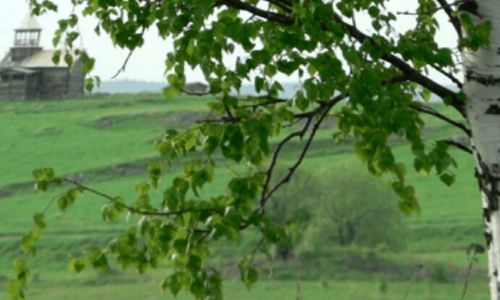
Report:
23,50,69,68
17,12,42,31
0,50,74,69
0,67,38,75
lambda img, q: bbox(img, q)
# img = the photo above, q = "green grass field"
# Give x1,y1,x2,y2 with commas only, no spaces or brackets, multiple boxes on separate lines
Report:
0,93,490,299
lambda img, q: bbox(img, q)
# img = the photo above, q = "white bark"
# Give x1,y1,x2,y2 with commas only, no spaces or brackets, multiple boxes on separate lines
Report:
473,147,499,299
463,1,500,299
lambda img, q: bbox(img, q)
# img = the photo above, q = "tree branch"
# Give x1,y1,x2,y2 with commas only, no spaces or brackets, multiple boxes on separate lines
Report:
409,103,471,135
441,138,473,154
63,179,224,217
396,0,464,39
335,18,466,115
196,116,241,124
214,2,465,115
217,0,293,24
110,27,146,79
197,99,325,124
263,0,292,12
435,0,463,39
431,63,463,88
259,115,314,209
260,94,347,210
239,96,289,110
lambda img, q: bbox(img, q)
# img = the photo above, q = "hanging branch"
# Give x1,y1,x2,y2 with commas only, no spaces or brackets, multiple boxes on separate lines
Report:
110,27,146,79
260,94,347,209
258,115,314,210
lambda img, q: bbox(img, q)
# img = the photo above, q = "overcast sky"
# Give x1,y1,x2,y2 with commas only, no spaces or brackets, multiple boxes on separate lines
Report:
0,1,459,84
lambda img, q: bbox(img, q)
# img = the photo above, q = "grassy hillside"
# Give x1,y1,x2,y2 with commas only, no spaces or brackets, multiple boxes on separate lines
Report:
0,93,489,299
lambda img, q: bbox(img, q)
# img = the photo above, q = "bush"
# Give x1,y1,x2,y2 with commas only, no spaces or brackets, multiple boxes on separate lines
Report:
267,169,319,260
428,263,453,283
268,163,406,259
302,164,406,252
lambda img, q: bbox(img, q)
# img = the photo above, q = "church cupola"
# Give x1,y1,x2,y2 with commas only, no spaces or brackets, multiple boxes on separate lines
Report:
14,12,42,47
10,12,43,62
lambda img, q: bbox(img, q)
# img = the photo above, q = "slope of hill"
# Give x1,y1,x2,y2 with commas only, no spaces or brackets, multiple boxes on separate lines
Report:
0,93,488,300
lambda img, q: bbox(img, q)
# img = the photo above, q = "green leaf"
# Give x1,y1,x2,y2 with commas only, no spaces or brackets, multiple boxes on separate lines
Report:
245,267,259,289
33,213,46,229
255,77,265,93
162,273,182,296
440,173,455,186
164,86,181,99
52,50,61,65
82,56,95,74
68,257,86,273
220,125,244,161
294,92,309,111
87,248,109,272
14,259,29,282
187,255,203,274
7,279,25,300
190,278,205,299
187,39,196,56
21,228,42,254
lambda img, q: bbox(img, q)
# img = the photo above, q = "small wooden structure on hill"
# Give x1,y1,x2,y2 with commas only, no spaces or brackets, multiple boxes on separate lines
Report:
0,12,85,100
184,82,209,94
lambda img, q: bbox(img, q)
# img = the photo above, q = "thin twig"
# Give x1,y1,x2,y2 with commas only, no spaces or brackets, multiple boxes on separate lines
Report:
111,50,135,79
259,116,314,209
238,97,289,110
249,237,266,264
262,94,347,207
296,274,303,300
63,178,223,217
42,192,65,214
461,243,485,300
196,116,241,124
110,27,146,79
403,265,423,300
223,102,235,119
431,64,463,88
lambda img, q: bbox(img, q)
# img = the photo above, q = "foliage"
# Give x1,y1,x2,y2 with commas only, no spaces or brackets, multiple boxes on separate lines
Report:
8,0,494,299
303,165,406,251
266,168,318,260
267,165,405,259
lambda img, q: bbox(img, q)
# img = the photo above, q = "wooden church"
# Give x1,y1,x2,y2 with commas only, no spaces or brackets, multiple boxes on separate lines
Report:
0,12,85,100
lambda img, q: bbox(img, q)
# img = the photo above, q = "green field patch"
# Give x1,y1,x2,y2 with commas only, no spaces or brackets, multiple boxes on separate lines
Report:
90,110,205,130
33,126,63,138
0,93,492,299
0,275,491,300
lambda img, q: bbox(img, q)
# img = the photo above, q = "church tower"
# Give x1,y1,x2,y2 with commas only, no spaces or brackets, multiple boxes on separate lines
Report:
0,8,85,100
10,12,43,62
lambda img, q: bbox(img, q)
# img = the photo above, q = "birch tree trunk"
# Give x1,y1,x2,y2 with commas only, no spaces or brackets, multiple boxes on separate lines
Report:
463,1,500,298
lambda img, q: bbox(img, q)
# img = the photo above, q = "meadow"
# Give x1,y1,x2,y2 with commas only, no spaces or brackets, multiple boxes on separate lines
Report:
0,93,489,299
